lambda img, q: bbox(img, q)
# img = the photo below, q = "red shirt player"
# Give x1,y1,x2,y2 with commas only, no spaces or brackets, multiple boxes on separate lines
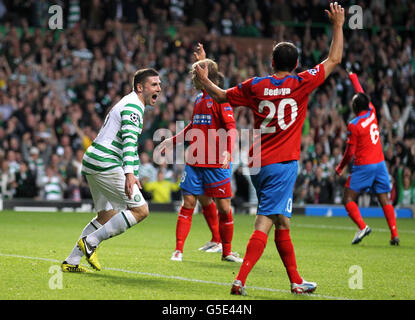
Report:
196,3,345,296
161,44,241,263
174,88,236,170
335,72,399,246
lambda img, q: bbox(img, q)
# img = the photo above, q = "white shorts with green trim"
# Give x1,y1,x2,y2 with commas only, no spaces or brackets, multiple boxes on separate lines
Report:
85,167,146,212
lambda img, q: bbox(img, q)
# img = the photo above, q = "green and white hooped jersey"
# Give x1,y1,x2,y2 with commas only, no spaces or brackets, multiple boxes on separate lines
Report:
41,176,63,200
82,91,143,177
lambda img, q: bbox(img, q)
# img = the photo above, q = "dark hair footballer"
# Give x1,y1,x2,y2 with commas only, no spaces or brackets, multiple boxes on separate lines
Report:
132,68,159,92
352,92,370,115
272,42,299,73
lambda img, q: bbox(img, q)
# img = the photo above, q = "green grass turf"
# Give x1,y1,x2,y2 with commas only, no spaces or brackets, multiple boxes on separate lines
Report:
0,210,414,300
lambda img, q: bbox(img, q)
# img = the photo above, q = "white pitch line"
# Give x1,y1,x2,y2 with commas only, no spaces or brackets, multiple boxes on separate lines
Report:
293,223,415,234
0,252,353,300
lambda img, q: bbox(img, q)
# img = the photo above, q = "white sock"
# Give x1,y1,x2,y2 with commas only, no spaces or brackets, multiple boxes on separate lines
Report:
87,210,137,247
65,218,102,265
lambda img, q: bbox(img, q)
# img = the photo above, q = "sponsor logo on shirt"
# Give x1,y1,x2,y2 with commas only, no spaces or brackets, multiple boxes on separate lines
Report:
193,114,212,125
308,65,320,76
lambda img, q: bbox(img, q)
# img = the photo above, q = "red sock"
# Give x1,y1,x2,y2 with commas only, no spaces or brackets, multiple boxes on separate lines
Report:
235,230,267,286
219,209,234,257
202,201,221,243
382,204,398,239
175,207,194,252
345,201,366,230
275,229,302,285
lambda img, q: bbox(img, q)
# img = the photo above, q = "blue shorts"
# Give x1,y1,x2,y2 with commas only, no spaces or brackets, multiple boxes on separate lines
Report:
346,161,391,194
180,164,232,198
250,161,298,218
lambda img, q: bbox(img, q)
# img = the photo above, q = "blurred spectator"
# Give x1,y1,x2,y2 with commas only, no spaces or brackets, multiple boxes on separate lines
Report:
381,93,412,141
396,166,415,206
142,170,181,204
67,0,81,28
310,166,333,204
295,186,309,205
65,177,82,201
14,161,37,198
39,166,65,201
67,148,84,180
138,152,157,183
0,158,15,199
231,165,250,212
26,147,45,185
6,150,19,175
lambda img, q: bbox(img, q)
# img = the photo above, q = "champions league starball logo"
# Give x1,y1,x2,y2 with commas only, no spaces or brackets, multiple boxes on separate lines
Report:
130,113,139,123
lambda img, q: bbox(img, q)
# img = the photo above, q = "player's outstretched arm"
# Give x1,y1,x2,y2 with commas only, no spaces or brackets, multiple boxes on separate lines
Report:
348,71,364,93
194,43,206,61
335,143,356,176
348,71,376,111
322,2,345,79
195,62,228,103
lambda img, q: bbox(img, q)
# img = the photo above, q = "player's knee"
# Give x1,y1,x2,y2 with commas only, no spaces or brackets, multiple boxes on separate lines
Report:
216,199,231,215
96,209,117,225
217,205,230,216
376,193,390,207
183,195,197,209
343,194,353,205
198,195,213,207
130,204,149,223
275,214,290,229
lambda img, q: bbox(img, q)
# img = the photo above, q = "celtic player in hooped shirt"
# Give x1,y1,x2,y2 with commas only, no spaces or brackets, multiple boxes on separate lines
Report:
195,2,345,296
61,68,161,272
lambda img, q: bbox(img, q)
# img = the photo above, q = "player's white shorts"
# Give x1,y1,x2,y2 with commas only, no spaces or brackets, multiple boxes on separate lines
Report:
85,167,146,212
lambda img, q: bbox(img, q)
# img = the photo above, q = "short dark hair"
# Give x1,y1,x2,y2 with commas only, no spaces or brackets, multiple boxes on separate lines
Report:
352,93,370,114
272,42,298,72
132,68,159,92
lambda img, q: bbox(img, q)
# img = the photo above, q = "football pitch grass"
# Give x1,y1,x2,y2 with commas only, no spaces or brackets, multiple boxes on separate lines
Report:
0,210,414,300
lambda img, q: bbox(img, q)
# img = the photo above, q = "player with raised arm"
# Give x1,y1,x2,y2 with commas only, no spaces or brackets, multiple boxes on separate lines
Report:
335,71,400,246
62,69,161,272
160,43,241,263
195,2,344,295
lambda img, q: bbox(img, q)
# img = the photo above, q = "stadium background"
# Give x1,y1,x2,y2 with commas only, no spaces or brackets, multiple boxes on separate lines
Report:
0,0,414,215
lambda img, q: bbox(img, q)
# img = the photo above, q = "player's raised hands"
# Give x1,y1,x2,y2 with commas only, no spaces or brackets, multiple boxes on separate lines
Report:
193,42,206,61
325,2,345,27
321,1,344,79
194,57,228,103
194,61,209,81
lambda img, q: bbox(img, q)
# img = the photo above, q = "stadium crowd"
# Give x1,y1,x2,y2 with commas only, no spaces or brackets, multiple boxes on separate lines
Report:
0,0,414,209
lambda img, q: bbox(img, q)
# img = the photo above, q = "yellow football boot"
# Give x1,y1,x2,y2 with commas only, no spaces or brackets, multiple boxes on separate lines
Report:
77,237,101,271
61,261,90,273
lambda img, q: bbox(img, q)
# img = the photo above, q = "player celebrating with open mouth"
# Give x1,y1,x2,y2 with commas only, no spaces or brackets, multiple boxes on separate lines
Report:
62,68,161,272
